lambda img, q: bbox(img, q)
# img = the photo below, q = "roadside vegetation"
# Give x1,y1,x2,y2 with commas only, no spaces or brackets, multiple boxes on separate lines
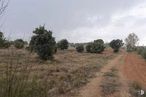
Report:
100,68,120,96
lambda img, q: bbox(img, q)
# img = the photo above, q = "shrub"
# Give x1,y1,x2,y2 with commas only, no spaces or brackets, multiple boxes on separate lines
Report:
0,32,11,48
137,47,144,55
3,40,11,48
76,45,84,53
141,48,146,59
29,26,56,60
92,39,105,53
57,39,69,50
14,39,25,49
110,39,123,53
86,39,105,53
86,43,93,53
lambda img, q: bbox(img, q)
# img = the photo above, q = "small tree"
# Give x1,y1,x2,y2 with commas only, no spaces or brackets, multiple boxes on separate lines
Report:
92,39,105,53
86,39,105,53
76,44,84,53
0,32,11,48
0,32,5,48
29,26,56,60
57,39,69,50
110,39,123,53
86,43,93,53
125,33,139,52
14,39,25,49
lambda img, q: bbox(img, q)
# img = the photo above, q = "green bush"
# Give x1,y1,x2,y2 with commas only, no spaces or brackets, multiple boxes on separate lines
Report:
110,39,123,53
86,43,93,53
29,26,56,60
137,47,144,55
14,39,25,49
57,39,69,50
3,40,11,48
0,32,11,48
76,45,84,53
141,48,146,59
86,39,105,53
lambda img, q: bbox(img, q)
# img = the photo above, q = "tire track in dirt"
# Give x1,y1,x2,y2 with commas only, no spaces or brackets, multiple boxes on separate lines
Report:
77,54,123,97
122,53,146,88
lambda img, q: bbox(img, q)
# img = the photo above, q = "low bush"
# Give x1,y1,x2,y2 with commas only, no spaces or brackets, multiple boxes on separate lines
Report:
76,45,84,53
86,39,105,53
14,39,25,49
141,48,146,59
57,39,69,50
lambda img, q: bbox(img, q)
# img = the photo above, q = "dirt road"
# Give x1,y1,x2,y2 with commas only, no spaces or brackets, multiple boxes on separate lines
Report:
64,52,146,97
77,54,123,97
122,53,146,89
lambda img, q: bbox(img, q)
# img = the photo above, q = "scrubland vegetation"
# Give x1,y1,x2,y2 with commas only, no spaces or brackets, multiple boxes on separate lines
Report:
0,23,146,97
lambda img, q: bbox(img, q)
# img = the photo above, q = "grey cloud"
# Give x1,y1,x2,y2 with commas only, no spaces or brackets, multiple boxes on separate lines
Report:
1,0,146,45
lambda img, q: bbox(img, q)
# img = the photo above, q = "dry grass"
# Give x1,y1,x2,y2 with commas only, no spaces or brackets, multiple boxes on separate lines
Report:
100,68,120,96
0,48,116,97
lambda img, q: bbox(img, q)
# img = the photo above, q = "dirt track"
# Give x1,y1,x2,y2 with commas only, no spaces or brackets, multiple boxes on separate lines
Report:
122,53,146,89
61,52,146,97
77,54,123,97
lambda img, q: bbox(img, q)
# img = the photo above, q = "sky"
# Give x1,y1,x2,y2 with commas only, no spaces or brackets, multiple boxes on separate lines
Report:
1,0,146,45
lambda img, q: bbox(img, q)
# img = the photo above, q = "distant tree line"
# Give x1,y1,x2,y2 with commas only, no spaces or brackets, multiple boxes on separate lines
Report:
1,25,145,61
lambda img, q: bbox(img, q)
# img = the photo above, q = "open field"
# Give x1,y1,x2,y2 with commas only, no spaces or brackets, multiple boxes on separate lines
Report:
0,48,116,97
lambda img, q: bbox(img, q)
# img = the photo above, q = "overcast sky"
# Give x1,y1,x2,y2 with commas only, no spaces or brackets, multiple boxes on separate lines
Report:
1,0,146,45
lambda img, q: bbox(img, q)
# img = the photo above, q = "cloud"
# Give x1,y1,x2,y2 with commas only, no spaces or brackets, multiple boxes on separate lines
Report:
57,1,146,45
1,0,146,45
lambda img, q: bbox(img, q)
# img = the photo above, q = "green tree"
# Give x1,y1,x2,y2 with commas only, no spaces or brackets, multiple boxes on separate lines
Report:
29,26,56,60
86,39,105,53
14,39,25,49
0,32,5,47
92,39,105,53
86,43,93,53
0,32,10,48
76,44,84,53
110,39,123,53
57,39,69,50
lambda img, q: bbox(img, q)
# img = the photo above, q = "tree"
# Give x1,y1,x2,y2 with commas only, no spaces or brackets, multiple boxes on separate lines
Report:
0,31,10,48
0,32,5,47
57,39,69,50
76,44,84,53
86,43,93,53
14,39,25,49
29,26,56,60
86,39,105,53
110,39,123,53
0,0,9,16
92,39,105,53
125,33,139,52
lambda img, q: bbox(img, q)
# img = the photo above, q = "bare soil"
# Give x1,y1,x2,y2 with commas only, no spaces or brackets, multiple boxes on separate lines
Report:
76,54,123,97
121,53,146,89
